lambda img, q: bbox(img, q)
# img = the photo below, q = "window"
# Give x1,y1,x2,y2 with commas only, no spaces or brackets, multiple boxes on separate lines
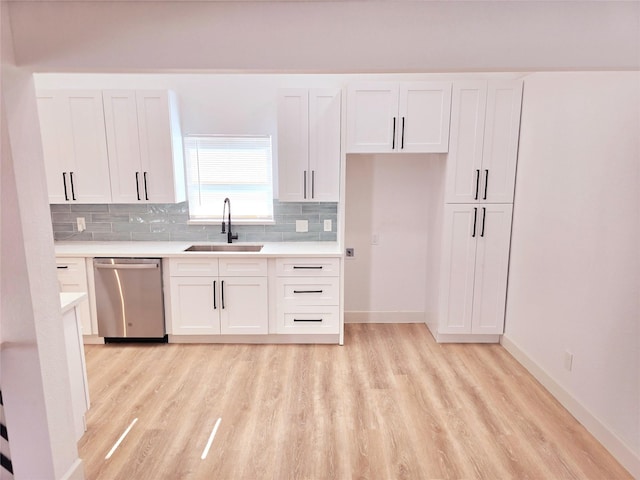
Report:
184,135,273,222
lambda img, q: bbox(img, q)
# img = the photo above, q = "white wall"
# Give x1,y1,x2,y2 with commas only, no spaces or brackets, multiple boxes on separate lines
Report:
503,72,640,476
344,153,446,323
1,5,84,478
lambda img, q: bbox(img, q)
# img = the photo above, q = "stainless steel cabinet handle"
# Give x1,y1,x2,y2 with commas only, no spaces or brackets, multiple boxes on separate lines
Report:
143,172,149,200
57,265,69,269
135,172,141,201
69,172,76,201
293,266,323,270
472,207,478,238
293,290,323,294
221,280,225,309
474,170,480,200
294,318,323,322
94,264,158,270
311,170,315,199
62,172,69,201
481,207,486,237
483,170,489,200
401,116,405,149
213,281,217,309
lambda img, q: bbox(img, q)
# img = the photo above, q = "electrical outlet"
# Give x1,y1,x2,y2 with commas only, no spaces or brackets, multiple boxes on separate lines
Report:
324,219,332,232
76,217,86,232
564,351,573,371
346,248,355,257
295,220,308,233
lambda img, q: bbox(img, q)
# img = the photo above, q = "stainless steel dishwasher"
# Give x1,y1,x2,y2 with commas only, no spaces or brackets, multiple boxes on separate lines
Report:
93,258,166,341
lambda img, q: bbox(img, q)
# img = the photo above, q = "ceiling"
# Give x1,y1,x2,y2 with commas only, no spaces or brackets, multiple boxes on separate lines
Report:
5,1,640,73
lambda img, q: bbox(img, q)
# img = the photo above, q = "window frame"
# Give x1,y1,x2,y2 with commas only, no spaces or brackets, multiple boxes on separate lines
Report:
183,134,275,224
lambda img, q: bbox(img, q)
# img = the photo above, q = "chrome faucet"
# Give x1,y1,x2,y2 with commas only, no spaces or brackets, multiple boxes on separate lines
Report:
221,197,238,244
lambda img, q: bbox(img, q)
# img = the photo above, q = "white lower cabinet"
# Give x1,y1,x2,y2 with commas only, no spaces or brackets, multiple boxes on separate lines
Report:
56,257,93,335
61,303,90,441
219,277,268,335
438,204,513,335
275,258,341,334
168,258,268,335
169,276,220,335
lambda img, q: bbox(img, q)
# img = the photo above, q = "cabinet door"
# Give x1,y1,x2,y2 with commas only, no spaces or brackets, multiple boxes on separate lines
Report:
62,91,112,203
61,308,89,441
471,204,513,334
480,81,523,203
438,205,479,334
136,91,185,203
37,93,69,203
169,276,220,335
346,83,399,153
56,258,93,335
277,89,309,201
445,82,488,203
103,90,143,203
219,277,268,335
398,82,452,153
308,89,341,201
37,90,111,203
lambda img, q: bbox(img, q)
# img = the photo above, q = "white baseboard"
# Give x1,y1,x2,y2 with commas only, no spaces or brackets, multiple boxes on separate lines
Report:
501,335,640,479
344,311,426,324
60,458,84,480
167,334,340,344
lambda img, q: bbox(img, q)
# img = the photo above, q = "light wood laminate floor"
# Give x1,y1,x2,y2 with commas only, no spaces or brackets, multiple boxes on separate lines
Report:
78,323,631,479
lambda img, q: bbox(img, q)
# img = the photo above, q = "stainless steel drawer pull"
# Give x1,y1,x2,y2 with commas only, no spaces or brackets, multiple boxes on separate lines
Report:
94,264,158,270
293,266,323,270
57,265,69,269
293,318,323,322
293,290,323,294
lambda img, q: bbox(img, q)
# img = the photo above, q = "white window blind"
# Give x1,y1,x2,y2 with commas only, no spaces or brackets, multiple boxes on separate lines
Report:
184,135,274,221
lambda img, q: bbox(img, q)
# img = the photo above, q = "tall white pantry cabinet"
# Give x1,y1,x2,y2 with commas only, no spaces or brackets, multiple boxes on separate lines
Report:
436,80,523,340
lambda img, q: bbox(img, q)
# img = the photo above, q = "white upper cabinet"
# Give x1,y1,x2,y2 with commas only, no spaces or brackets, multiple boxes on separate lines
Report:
103,90,186,204
277,89,341,202
37,90,112,204
445,80,523,203
346,81,452,153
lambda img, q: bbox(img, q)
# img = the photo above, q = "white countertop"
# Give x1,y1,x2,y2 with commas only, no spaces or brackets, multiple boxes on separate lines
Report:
60,292,88,313
54,241,343,258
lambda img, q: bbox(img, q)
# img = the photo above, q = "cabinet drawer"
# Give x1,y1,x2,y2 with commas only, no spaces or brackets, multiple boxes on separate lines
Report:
277,277,339,307
56,258,87,280
219,258,267,277
56,257,92,335
168,258,218,276
279,306,339,334
276,257,340,277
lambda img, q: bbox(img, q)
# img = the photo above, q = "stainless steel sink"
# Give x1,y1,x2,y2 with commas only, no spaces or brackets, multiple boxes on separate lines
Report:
184,244,263,252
